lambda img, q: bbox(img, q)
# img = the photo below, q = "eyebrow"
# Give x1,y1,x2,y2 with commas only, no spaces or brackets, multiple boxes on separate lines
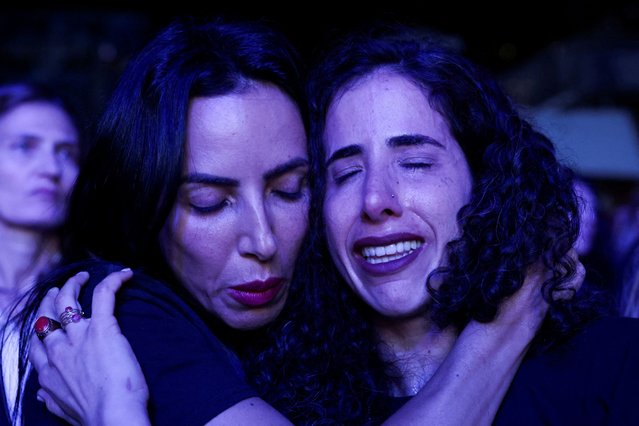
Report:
181,157,308,187
325,145,362,167
263,157,308,181
2,134,78,145
182,174,239,187
325,134,445,167
387,134,445,149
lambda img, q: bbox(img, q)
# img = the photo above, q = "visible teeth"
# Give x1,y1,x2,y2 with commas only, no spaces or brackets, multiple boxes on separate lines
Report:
361,240,423,264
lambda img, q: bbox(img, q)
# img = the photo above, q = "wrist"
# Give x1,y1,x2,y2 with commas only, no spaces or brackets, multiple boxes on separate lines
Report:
460,319,536,362
95,396,150,426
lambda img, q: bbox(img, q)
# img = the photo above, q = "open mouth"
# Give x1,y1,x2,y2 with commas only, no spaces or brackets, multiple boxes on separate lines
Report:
361,240,423,264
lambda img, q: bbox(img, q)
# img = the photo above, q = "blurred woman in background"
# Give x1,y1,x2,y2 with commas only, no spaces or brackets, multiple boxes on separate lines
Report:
0,82,83,423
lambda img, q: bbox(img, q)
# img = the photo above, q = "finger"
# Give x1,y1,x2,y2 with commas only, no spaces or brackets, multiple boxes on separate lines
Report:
54,271,90,315
35,287,60,319
37,389,80,426
29,333,48,374
551,249,585,301
54,272,90,336
573,258,585,292
34,288,66,345
33,315,65,346
91,268,133,320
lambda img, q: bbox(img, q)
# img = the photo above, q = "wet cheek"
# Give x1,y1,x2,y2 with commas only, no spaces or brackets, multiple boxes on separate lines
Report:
323,202,342,244
325,219,351,278
325,222,339,252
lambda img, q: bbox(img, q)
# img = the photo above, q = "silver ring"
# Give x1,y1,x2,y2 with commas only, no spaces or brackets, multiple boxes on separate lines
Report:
59,306,85,327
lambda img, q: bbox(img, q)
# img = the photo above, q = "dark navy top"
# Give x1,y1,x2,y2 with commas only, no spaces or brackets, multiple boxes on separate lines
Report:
380,316,639,425
494,316,639,425
21,261,258,425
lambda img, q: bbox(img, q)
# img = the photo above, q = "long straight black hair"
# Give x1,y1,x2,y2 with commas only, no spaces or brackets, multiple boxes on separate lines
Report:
10,16,306,423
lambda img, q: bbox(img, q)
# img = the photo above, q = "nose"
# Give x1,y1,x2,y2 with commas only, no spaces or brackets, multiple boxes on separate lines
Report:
38,147,63,181
238,200,277,262
360,172,402,222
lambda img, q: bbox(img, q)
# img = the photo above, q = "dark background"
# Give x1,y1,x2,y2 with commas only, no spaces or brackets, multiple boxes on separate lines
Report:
2,2,639,195
3,2,638,114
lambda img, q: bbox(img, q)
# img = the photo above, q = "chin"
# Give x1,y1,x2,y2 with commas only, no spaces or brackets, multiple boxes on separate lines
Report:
231,319,275,331
22,219,63,231
228,309,283,331
373,296,429,319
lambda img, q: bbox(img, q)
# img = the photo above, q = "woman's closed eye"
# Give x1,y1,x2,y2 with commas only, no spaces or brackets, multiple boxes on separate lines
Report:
331,166,362,185
400,157,434,171
190,199,231,214
183,186,232,214
271,174,308,201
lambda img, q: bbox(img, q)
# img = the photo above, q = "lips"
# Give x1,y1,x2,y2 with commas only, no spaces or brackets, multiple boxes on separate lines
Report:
31,188,61,200
228,277,285,307
354,233,424,276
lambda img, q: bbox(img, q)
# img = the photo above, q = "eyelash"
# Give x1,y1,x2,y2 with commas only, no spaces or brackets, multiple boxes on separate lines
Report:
332,161,431,185
190,199,231,214
189,188,304,214
273,176,308,201
334,170,360,185
273,189,304,201
401,161,433,170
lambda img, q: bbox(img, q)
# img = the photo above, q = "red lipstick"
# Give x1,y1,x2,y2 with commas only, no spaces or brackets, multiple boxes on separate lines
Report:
228,277,285,307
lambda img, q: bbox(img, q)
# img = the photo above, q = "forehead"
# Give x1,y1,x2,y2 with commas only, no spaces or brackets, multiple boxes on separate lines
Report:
0,101,77,138
324,70,453,152
185,83,306,174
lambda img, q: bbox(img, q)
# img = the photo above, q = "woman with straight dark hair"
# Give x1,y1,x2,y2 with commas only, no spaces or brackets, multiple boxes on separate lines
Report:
12,16,310,425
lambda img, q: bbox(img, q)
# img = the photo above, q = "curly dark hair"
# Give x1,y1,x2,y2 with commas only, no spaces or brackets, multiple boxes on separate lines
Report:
243,23,606,424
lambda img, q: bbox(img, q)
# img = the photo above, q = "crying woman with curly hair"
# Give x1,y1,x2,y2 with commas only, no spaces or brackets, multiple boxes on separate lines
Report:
250,23,639,425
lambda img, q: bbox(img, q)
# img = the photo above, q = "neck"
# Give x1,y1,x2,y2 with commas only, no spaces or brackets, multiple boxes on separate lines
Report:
373,312,458,397
0,222,60,311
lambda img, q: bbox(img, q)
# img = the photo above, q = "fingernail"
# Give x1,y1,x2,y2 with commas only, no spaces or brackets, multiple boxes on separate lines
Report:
76,271,89,278
36,393,44,403
121,267,132,272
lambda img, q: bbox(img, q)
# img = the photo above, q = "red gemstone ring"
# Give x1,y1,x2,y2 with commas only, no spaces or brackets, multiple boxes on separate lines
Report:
34,316,63,341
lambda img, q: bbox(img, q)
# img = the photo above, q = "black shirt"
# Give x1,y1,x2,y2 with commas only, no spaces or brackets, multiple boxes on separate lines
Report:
379,316,639,425
21,261,258,425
